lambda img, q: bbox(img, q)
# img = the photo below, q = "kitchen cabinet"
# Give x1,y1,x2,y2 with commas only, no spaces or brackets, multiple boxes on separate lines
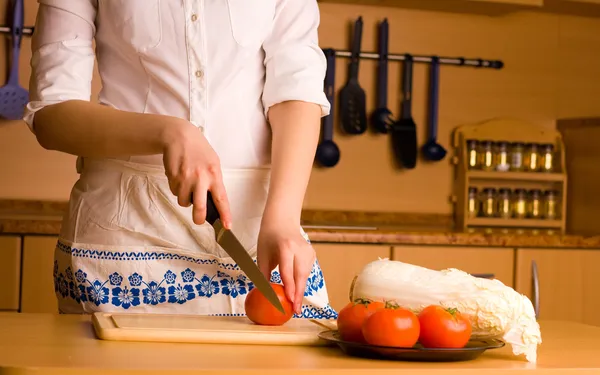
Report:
21,236,58,313
392,246,515,287
313,243,391,312
0,236,21,311
515,248,600,327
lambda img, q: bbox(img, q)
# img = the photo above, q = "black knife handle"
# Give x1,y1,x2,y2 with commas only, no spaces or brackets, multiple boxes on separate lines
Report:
401,54,413,119
190,192,220,225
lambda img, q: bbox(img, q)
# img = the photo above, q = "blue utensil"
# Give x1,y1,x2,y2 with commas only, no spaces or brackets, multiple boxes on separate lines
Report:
0,0,29,121
371,19,394,134
422,56,447,162
316,48,340,168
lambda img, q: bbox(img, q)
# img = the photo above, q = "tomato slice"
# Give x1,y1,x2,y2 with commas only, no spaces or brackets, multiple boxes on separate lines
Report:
361,302,420,348
337,298,385,343
418,305,472,348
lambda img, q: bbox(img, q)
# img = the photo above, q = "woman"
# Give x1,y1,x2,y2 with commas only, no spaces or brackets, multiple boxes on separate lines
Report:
24,0,337,319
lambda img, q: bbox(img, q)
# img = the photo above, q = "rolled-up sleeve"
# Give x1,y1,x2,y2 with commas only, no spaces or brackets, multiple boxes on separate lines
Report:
261,0,330,118
23,0,97,131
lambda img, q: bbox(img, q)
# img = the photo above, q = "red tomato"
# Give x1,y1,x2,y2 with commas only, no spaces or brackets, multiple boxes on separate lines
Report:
337,299,385,343
244,283,294,326
418,305,472,348
362,304,420,348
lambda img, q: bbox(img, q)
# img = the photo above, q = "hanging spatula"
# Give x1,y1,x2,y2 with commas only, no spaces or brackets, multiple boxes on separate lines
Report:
339,17,367,135
0,0,29,121
390,55,418,169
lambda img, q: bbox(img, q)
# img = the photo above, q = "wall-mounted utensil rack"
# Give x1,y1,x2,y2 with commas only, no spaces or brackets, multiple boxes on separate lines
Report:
0,25,33,35
324,49,504,69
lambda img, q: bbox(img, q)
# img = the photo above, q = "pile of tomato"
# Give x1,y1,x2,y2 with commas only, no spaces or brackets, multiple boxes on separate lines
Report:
337,298,472,349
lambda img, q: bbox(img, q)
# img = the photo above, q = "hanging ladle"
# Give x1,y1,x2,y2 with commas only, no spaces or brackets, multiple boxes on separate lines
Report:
421,56,447,162
371,19,393,133
315,49,340,167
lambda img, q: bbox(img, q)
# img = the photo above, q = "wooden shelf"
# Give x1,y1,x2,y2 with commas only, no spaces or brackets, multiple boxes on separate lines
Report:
317,0,600,17
467,217,563,228
467,170,566,182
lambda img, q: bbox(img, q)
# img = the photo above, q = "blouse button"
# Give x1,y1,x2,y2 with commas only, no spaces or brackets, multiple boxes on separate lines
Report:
191,14,198,22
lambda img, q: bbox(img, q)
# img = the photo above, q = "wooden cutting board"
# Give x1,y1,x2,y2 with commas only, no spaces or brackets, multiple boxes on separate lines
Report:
92,312,336,346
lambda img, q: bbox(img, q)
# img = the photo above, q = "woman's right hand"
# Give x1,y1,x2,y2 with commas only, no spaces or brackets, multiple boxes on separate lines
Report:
162,120,232,229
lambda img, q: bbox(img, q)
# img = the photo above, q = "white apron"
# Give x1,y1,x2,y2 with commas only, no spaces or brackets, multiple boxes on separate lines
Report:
52,157,337,320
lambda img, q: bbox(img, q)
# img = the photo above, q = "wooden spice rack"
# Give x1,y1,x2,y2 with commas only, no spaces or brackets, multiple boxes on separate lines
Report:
451,118,567,234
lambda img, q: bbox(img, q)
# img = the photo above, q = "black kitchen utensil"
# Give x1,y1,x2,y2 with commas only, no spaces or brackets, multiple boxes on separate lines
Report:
316,49,340,168
422,56,447,162
371,19,393,134
339,17,367,135
0,0,29,120
390,54,418,169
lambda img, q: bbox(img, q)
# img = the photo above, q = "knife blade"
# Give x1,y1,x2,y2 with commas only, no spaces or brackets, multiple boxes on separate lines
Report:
200,191,285,314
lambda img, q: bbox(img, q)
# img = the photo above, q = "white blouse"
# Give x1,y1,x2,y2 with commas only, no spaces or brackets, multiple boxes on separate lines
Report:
24,0,331,168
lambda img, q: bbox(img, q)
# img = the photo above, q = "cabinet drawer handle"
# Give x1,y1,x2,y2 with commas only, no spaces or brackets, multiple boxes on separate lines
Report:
531,260,540,318
472,273,495,279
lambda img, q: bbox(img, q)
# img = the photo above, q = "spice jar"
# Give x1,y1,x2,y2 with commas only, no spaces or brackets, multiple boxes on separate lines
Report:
497,188,512,218
510,142,525,171
527,189,542,219
467,187,478,218
495,142,510,172
466,140,480,170
524,143,540,172
540,144,554,173
513,189,527,219
543,190,559,219
480,188,497,217
479,140,495,171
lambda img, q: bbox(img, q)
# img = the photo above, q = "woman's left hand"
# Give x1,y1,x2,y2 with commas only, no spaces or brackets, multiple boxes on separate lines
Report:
257,221,315,315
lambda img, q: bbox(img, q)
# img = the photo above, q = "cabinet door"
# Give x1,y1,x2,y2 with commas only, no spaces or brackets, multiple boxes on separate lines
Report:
392,246,515,288
21,236,59,313
314,244,391,312
515,248,600,326
0,236,21,311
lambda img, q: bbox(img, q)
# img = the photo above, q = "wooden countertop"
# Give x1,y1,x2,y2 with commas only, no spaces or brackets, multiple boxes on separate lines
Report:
3,199,600,248
0,313,599,374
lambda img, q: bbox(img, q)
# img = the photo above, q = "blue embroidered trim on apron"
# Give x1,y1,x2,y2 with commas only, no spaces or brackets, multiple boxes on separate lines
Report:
54,241,338,320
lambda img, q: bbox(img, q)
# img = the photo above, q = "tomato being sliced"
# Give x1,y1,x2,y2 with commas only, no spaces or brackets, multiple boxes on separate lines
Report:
362,303,420,348
337,298,385,343
418,305,472,348
244,283,294,326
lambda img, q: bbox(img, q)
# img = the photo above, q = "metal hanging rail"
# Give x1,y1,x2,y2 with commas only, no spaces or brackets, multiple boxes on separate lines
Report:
327,48,504,69
0,25,34,35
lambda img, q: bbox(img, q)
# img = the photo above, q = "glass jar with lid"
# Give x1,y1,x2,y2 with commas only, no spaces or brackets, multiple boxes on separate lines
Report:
540,144,555,173
479,140,495,171
524,143,540,172
543,190,559,219
510,142,525,171
527,189,542,219
467,187,478,218
496,188,512,218
466,140,480,170
480,188,497,217
495,142,510,172
513,188,527,219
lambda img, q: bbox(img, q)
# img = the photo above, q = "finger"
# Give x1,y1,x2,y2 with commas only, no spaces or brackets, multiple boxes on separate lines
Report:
293,259,311,315
209,178,232,230
192,181,209,225
176,178,194,207
278,250,296,305
257,253,273,281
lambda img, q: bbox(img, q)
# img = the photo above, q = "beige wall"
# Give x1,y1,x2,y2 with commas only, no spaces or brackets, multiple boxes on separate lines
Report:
1,1,599,213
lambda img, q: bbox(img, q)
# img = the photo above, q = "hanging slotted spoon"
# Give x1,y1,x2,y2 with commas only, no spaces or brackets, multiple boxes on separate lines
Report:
0,0,29,121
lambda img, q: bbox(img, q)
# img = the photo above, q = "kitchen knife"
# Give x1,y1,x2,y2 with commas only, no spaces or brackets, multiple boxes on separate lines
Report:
202,192,285,314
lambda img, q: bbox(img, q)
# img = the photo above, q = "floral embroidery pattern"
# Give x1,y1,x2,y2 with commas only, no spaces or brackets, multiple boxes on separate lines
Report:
53,242,337,320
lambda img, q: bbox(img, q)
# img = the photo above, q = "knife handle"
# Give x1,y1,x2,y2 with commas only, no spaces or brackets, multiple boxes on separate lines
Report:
190,192,220,225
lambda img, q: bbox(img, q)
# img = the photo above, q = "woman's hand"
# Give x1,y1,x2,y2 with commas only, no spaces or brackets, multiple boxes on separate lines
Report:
162,121,232,229
257,219,316,315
